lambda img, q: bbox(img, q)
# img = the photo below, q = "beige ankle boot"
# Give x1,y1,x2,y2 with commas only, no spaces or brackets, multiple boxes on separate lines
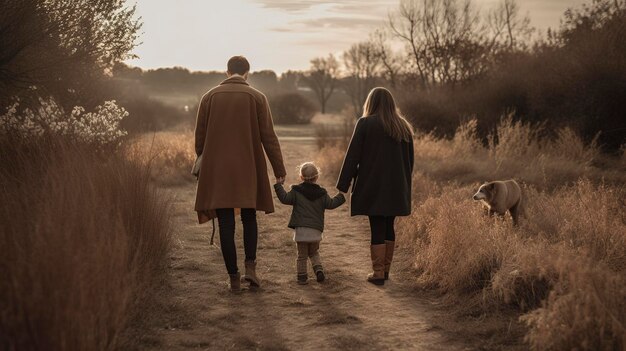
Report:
229,272,241,292
243,260,260,287
384,240,395,280
367,244,386,286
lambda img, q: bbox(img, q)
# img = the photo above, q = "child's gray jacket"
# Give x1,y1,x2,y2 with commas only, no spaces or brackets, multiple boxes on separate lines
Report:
274,182,345,232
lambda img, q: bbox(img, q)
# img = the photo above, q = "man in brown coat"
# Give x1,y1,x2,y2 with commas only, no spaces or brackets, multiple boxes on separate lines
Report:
194,56,286,291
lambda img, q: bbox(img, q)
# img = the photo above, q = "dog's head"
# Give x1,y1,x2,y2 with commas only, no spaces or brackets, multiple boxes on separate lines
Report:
473,182,496,202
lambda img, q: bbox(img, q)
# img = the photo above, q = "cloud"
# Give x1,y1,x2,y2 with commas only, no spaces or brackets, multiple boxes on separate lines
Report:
334,1,397,14
253,0,397,14
257,1,393,33
269,16,384,33
253,0,338,12
291,16,385,30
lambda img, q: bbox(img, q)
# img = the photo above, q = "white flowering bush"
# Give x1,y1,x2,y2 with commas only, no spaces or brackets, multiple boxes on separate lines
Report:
1,98,129,147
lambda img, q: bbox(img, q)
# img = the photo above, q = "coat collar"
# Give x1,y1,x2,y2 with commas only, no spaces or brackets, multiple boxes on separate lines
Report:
220,75,249,86
292,182,327,201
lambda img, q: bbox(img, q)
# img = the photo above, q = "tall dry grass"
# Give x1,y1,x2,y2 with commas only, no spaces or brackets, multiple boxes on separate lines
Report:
410,117,615,188
126,130,196,186
316,116,626,350
0,136,172,350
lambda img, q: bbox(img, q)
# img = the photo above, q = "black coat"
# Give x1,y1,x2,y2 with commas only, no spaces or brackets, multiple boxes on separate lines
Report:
336,115,414,216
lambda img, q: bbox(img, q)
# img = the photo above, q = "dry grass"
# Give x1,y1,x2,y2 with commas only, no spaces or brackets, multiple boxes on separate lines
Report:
0,136,172,350
315,144,347,183
410,117,616,188
314,114,355,183
522,256,626,351
315,116,626,350
126,130,196,186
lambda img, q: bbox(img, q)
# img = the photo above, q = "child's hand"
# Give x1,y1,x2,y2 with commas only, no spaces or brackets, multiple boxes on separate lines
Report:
276,176,285,185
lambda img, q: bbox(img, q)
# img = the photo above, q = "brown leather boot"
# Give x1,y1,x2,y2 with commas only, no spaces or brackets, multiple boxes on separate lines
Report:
229,273,241,292
384,240,395,280
367,244,386,286
243,260,260,287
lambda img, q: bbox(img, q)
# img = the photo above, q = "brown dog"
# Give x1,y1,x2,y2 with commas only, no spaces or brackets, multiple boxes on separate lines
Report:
473,180,522,225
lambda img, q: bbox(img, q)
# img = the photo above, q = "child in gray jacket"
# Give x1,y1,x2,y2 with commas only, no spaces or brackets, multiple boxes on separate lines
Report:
274,162,345,284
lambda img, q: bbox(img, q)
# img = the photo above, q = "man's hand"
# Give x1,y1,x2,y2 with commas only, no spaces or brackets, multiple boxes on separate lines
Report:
276,176,285,185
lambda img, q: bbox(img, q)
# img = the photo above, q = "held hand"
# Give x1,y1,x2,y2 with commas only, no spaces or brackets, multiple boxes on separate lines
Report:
276,176,285,185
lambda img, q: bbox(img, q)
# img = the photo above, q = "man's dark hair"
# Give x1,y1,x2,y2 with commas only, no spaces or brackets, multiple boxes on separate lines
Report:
227,56,250,75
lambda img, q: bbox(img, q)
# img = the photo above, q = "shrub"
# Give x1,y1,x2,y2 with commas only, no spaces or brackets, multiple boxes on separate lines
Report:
270,93,316,125
0,98,129,150
396,88,460,138
0,137,172,350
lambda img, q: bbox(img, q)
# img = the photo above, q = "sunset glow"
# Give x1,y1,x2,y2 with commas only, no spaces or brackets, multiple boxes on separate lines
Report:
128,0,586,73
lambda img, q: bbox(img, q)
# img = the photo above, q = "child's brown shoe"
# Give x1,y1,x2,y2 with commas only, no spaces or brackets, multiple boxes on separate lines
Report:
297,273,308,285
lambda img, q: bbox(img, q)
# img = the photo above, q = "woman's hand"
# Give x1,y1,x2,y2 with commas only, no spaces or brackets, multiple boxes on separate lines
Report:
275,176,285,185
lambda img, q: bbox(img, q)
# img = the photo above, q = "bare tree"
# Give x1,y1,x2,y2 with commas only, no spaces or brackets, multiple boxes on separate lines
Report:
388,0,429,88
370,29,403,88
342,41,383,115
389,0,498,89
487,0,533,51
302,54,339,114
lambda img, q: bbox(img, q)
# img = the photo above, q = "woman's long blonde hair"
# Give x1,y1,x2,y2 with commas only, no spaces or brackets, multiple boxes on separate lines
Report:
362,87,414,142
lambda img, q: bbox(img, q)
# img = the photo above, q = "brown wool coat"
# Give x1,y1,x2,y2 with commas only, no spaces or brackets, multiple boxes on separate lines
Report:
194,76,286,224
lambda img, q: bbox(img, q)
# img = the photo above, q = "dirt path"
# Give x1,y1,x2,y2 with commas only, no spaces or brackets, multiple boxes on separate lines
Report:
146,135,473,351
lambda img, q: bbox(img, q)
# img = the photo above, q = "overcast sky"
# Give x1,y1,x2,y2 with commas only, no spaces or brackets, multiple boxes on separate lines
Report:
126,0,586,73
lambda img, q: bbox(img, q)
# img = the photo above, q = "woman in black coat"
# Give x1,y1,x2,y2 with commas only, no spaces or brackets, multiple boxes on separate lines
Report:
337,87,414,286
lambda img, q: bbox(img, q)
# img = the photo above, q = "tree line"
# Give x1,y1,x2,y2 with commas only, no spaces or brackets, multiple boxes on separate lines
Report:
301,0,625,151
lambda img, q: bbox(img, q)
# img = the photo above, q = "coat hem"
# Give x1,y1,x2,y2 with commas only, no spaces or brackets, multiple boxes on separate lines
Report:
197,208,275,224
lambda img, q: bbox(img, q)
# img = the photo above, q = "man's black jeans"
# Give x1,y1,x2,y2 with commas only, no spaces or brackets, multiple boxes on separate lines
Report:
216,208,258,275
